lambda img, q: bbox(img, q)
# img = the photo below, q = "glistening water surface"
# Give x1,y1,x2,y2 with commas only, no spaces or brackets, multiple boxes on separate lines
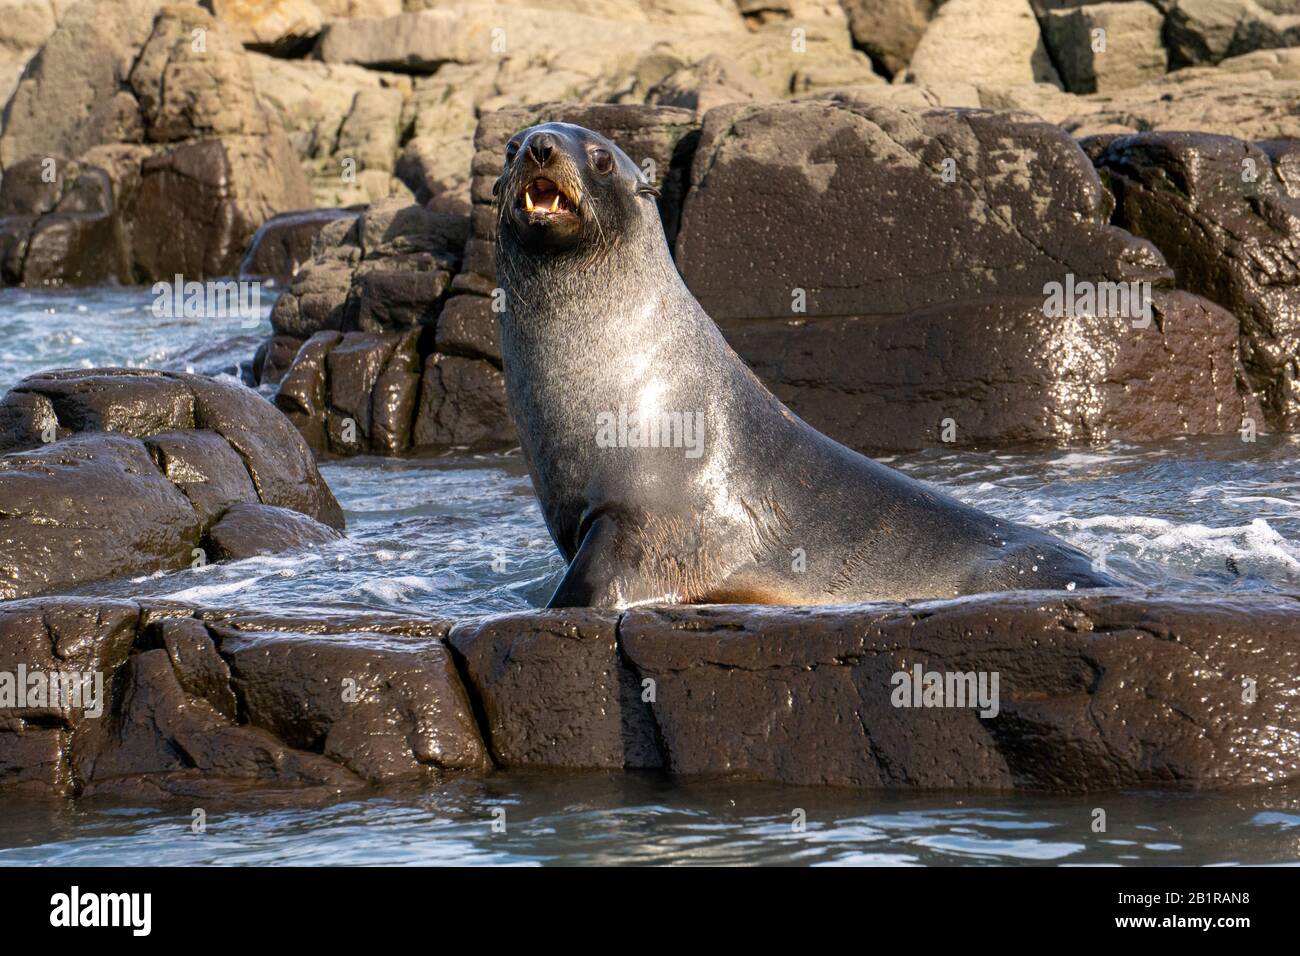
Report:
3,776,1299,866
2,286,1299,865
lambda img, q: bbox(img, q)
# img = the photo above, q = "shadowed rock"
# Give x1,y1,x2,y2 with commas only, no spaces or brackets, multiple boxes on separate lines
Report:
240,209,361,285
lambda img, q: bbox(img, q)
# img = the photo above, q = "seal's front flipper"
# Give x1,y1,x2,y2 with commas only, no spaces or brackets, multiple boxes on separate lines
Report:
546,514,673,609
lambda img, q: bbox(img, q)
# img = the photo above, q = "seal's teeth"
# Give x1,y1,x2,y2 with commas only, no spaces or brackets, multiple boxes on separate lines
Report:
550,195,560,212
525,190,534,211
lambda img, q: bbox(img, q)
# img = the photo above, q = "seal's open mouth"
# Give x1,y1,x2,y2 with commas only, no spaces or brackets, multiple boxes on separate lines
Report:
518,177,578,220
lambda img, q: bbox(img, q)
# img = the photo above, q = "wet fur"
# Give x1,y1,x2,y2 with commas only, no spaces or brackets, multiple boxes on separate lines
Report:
494,122,1119,609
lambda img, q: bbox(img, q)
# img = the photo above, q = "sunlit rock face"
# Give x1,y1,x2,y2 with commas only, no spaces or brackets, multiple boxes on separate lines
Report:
0,1,311,286
671,100,1254,450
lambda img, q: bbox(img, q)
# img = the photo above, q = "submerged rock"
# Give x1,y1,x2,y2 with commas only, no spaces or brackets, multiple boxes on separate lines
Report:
0,368,343,599
3,590,1298,797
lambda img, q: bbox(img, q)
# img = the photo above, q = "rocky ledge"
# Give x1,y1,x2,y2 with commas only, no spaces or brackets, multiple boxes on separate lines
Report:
0,368,343,600
259,96,1300,456
3,589,1297,798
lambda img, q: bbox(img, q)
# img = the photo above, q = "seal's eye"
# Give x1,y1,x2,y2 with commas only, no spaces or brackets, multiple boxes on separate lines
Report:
505,142,520,165
590,148,613,175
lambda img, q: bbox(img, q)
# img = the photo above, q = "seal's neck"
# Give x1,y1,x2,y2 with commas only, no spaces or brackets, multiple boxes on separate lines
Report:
498,214,697,350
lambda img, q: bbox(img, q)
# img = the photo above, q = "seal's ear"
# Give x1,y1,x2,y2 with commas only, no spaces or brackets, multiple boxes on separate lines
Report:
635,182,661,199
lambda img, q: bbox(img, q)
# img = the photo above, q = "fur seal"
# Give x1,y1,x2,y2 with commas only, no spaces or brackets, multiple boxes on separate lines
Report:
493,122,1118,608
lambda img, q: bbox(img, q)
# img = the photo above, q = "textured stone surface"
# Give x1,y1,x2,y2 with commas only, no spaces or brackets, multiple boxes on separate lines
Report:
906,0,1061,88
0,369,342,598
239,208,360,283
676,99,1168,321
840,0,945,77
1042,1,1167,93
1092,132,1300,430
215,622,490,782
619,591,1300,790
1015,64,1300,141
412,353,515,452
6,590,1300,797
1,598,492,797
0,1,311,285
724,290,1253,450
449,611,661,770
1164,0,1300,68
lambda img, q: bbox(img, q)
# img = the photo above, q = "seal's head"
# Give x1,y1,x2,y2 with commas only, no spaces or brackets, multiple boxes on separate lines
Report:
494,122,660,258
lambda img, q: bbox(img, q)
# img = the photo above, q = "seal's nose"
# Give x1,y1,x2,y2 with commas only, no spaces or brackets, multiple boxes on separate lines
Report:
527,132,556,166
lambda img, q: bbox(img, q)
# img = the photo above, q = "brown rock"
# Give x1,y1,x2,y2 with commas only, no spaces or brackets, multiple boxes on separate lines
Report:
149,617,239,720
412,353,515,451
0,0,157,168
0,158,131,287
0,368,343,597
240,208,360,284
1041,2,1167,93
187,372,344,528
370,329,421,455
1165,0,1300,68
1,1,311,287
620,590,1300,790
324,330,400,454
343,267,451,332
273,330,342,453
252,332,306,387
215,624,491,781
840,0,945,76
435,294,502,364
144,429,260,526
1093,132,1300,429
0,599,140,794
128,3,271,142
449,610,661,770
132,133,310,281
676,99,1168,322
724,290,1254,450
206,502,343,561
75,647,362,795
0,434,202,600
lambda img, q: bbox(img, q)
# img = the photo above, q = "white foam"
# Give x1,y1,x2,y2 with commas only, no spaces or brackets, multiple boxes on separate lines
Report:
1050,514,1300,573
162,577,260,601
